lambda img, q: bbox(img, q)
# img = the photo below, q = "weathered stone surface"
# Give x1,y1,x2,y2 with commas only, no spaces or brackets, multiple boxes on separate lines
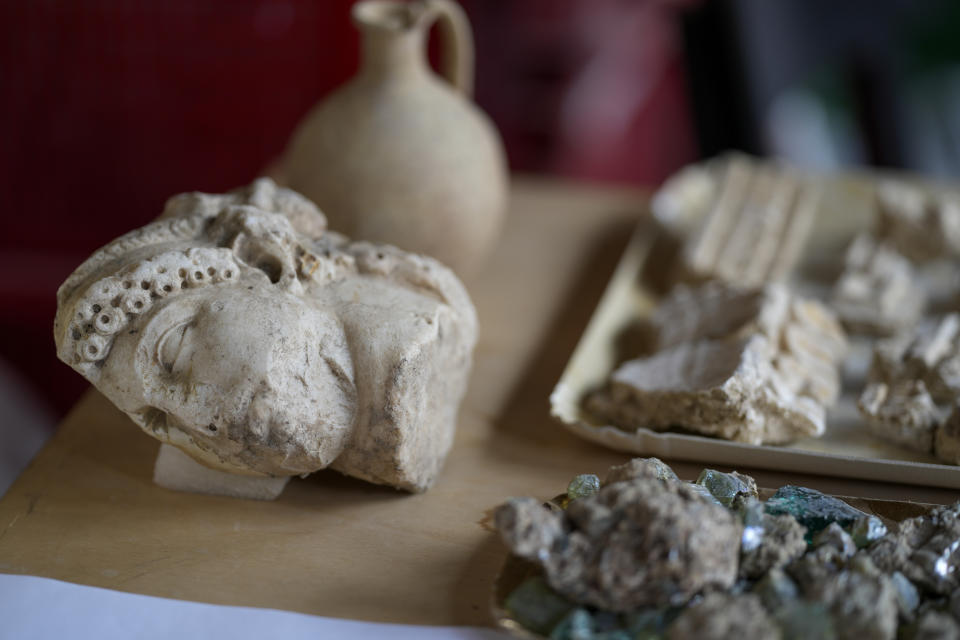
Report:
494,476,742,612
740,512,808,579
859,379,940,453
905,610,960,640
752,567,800,612
647,282,847,404
868,502,960,596
804,570,899,640
787,544,847,591
814,523,857,559
588,282,846,445
648,282,791,352
849,515,889,549
53,178,477,494
603,457,679,486
859,316,960,456
935,404,960,465
875,181,960,263
666,592,780,640
831,234,925,336
678,156,820,287
587,336,827,445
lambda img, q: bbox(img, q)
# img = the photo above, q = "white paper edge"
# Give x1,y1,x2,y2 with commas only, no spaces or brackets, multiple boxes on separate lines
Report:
0,573,508,640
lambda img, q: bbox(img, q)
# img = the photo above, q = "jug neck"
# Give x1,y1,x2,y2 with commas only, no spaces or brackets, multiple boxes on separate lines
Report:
359,28,428,81
353,2,431,83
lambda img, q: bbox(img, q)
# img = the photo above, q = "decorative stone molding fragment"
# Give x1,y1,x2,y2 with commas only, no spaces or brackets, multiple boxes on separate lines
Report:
54,178,477,497
677,156,820,287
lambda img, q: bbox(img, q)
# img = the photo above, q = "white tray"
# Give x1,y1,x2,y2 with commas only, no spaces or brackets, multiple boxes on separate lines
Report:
549,173,960,489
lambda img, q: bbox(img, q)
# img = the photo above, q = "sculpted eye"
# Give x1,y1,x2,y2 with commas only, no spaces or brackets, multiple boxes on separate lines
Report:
157,322,193,373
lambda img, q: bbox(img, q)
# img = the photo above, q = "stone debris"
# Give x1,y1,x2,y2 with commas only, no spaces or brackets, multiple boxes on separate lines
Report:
667,592,779,640
831,234,926,336
875,181,960,263
905,610,960,640
495,474,741,612
588,282,847,446
678,155,820,287
813,523,858,559
804,568,899,640
497,461,960,640
739,512,808,580
859,315,960,459
868,502,960,596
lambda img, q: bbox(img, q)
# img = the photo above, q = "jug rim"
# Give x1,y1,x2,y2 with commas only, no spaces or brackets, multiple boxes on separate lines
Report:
352,1,429,33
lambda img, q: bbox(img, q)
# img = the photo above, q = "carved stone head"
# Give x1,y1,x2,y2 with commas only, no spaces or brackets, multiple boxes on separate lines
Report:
54,179,477,492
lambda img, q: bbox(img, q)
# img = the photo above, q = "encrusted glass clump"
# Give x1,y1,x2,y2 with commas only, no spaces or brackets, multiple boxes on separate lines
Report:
495,458,960,640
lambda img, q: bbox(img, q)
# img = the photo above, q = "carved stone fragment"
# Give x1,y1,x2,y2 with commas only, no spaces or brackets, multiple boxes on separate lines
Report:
53,178,477,496
677,156,820,287
589,283,846,445
831,234,926,336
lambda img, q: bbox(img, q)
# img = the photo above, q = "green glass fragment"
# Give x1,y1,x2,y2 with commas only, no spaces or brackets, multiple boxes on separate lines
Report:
773,601,837,640
624,606,679,637
567,474,601,501
849,515,888,548
764,485,868,540
695,469,756,508
505,577,575,636
686,482,724,506
548,608,636,640
549,608,593,640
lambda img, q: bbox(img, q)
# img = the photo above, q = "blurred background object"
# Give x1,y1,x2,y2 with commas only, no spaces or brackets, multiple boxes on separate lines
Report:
1,0,959,489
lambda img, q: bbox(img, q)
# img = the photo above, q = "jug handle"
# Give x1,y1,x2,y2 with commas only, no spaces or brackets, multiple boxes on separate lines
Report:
422,0,474,97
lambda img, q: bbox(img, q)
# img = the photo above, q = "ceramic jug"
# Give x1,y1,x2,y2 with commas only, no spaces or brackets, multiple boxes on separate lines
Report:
284,0,508,275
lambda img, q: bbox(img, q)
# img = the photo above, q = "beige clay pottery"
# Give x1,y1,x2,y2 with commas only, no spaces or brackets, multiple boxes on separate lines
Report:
284,0,508,275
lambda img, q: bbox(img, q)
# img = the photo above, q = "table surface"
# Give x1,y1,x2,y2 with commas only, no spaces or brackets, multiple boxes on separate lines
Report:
1,177,957,627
